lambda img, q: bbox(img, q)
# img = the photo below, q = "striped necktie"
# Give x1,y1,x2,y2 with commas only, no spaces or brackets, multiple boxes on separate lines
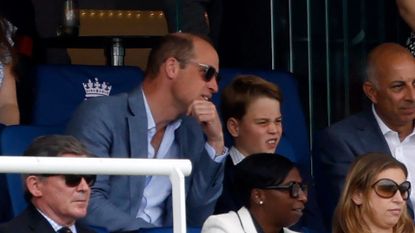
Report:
57,227,73,233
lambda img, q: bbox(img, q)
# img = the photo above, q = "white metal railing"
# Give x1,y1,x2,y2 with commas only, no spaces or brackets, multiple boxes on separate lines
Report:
0,156,192,233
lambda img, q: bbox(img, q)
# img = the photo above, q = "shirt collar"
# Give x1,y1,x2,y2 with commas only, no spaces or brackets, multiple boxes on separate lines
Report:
372,104,415,138
372,104,393,136
141,89,182,132
37,208,77,233
229,146,246,165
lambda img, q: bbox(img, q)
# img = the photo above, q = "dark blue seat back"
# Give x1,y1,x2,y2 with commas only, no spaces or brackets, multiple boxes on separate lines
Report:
32,64,144,126
0,125,110,232
0,125,64,216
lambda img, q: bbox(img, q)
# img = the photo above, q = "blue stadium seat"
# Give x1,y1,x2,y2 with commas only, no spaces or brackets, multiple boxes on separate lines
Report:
32,64,144,126
215,69,327,232
216,68,309,175
0,125,64,216
0,67,316,232
0,125,110,233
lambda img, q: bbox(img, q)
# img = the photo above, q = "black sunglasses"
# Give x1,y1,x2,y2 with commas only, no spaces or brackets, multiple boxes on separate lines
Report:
262,181,308,198
372,178,411,200
41,174,96,187
189,61,221,83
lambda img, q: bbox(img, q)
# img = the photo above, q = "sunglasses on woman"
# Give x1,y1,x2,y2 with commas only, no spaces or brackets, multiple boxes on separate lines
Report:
372,178,411,200
263,181,308,198
41,174,96,187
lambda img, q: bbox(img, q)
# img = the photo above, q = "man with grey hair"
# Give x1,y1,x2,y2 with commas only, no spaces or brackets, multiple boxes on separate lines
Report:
313,43,415,229
0,135,96,233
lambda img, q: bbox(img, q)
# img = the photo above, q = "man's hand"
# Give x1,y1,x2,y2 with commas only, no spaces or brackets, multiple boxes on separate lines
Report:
187,99,225,154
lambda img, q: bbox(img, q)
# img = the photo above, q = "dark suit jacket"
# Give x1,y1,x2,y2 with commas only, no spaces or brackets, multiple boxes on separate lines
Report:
0,204,95,233
313,109,392,228
66,87,225,232
214,156,239,214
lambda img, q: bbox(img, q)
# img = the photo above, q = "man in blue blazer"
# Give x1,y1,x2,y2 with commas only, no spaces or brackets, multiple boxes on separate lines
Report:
313,43,415,229
66,33,227,232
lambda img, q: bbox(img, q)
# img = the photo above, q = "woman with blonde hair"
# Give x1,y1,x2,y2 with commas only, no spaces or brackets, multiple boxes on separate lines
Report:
333,152,415,233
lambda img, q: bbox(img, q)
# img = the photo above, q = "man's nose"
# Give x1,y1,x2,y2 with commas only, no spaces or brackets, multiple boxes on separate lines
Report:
207,76,219,93
76,178,91,192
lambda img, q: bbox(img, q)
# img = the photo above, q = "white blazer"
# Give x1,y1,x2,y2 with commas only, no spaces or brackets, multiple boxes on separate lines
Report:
201,206,300,233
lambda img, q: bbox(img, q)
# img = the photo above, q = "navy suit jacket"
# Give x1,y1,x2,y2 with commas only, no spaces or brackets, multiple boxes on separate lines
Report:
66,87,225,232
0,204,95,233
313,109,393,228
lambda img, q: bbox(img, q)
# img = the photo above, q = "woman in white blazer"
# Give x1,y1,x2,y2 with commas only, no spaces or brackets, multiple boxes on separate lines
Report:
202,153,307,233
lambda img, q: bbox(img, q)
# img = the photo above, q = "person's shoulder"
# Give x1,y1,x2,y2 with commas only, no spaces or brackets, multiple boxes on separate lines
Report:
202,210,239,231
323,110,372,133
283,228,300,233
76,222,98,233
82,92,129,108
73,92,131,118
0,210,31,232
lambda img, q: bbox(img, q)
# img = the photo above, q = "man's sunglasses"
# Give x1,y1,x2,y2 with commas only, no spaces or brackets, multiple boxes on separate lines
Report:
41,174,96,187
372,178,411,200
262,181,308,198
189,61,221,83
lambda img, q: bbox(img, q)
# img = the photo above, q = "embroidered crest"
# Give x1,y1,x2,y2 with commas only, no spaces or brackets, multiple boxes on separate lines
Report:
82,78,112,98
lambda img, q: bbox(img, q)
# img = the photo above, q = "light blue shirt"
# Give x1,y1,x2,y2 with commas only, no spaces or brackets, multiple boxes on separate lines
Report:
37,208,77,233
136,90,226,226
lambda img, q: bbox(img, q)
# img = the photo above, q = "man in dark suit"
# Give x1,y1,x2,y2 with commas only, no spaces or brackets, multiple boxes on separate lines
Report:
0,135,96,233
313,43,415,229
66,32,226,232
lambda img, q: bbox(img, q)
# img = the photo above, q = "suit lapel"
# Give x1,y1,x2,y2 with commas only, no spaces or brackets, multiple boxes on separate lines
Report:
25,205,56,233
127,87,148,158
126,87,148,216
355,110,391,154
237,207,258,233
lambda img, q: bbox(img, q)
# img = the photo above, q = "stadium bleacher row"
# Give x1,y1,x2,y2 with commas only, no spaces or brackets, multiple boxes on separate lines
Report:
0,64,312,233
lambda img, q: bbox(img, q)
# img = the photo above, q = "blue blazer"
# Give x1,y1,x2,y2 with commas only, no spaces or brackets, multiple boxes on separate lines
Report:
313,109,393,228
66,87,225,232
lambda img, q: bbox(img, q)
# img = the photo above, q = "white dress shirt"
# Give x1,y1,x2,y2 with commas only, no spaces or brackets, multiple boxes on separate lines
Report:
372,105,415,205
229,146,246,165
37,208,77,233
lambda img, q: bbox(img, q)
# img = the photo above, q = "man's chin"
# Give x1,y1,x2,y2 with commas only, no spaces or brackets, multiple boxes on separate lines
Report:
72,210,88,219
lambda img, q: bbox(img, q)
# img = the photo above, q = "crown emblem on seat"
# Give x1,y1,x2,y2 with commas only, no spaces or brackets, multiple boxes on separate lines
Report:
82,77,112,99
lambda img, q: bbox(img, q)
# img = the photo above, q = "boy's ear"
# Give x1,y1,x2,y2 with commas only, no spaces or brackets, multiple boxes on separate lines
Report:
227,117,240,137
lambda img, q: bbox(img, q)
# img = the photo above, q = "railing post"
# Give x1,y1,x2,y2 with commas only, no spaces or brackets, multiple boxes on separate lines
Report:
170,167,186,233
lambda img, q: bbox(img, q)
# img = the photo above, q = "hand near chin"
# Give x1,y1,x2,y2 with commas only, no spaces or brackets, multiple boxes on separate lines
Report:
187,99,225,154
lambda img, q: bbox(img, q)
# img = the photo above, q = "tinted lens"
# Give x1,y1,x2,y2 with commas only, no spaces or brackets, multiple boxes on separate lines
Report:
399,181,411,200
291,182,308,198
373,179,410,200
204,66,216,82
264,182,308,198
64,175,96,187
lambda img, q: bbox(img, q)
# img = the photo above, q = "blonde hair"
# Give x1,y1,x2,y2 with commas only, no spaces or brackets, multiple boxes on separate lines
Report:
332,153,415,233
